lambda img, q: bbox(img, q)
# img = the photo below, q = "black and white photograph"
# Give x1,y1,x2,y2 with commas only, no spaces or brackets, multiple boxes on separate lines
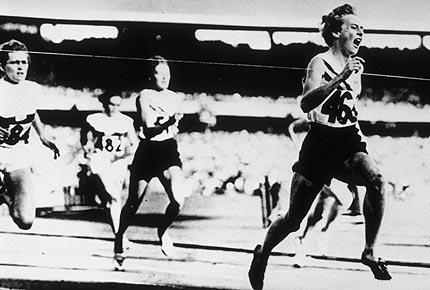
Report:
0,0,429,289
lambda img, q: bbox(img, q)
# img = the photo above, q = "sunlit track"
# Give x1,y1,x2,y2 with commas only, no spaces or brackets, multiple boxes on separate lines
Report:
1,230,430,269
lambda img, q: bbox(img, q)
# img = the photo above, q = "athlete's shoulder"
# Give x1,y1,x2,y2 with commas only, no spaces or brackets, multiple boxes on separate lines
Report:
317,50,332,60
0,78,7,91
306,52,328,71
140,88,154,94
309,50,329,61
165,90,182,106
116,112,134,124
169,89,182,100
304,54,327,82
23,80,42,87
138,89,157,103
165,89,177,96
86,112,105,124
21,80,43,93
139,88,156,97
0,78,42,90
26,81,45,101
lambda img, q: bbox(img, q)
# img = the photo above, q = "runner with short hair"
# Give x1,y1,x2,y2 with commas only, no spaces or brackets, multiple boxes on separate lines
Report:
0,39,59,230
248,5,391,289
113,56,187,270
81,89,138,240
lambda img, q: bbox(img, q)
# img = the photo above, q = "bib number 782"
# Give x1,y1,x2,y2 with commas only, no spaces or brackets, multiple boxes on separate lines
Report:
104,137,122,152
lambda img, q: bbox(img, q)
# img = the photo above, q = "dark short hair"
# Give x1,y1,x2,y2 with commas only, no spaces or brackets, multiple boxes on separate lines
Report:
0,39,30,68
321,4,356,46
98,89,122,104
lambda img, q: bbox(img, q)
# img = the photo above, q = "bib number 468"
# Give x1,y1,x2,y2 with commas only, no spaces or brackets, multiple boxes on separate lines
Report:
321,91,357,125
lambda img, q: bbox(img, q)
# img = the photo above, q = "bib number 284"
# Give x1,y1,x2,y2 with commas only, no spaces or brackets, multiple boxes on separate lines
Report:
0,124,30,145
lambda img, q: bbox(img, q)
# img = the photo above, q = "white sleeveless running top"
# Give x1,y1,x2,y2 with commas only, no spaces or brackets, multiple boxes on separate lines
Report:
86,112,134,158
138,89,181,141
0,78,40,148
307,51,362,128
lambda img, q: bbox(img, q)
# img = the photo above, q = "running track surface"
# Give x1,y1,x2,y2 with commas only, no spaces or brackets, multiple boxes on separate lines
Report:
1,192,429,290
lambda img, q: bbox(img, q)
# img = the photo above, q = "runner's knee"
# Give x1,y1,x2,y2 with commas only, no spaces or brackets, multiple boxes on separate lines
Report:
170,177,186,207
367,173,385,195
289,219,302,233
11,200,35,230
166,201,181,217
280,213,303,233
307,212,323,226
12,213,34,230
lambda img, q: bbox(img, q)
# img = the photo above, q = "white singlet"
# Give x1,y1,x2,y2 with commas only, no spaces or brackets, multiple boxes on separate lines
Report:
86,112,134,159
0,78,41,171
307,51,362,128
85,112,135,195
137,89,181,141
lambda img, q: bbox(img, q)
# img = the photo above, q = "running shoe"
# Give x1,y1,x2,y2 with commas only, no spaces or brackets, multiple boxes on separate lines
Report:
292,237,306,268
248,245,267,290
113,252,125,271
0,186,11,212
361,253,392,280
159,231,175,257
0,194,6,206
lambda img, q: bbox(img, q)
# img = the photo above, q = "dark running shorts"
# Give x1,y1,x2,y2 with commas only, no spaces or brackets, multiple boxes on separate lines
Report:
130,138,182,182
292,123,368,186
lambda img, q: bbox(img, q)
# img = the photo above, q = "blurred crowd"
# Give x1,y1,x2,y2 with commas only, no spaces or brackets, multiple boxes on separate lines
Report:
30,124,430,208
19,86,429,208
38,86,430,122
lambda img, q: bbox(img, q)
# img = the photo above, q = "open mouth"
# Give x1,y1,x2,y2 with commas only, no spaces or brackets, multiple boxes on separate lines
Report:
353,38,362,47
